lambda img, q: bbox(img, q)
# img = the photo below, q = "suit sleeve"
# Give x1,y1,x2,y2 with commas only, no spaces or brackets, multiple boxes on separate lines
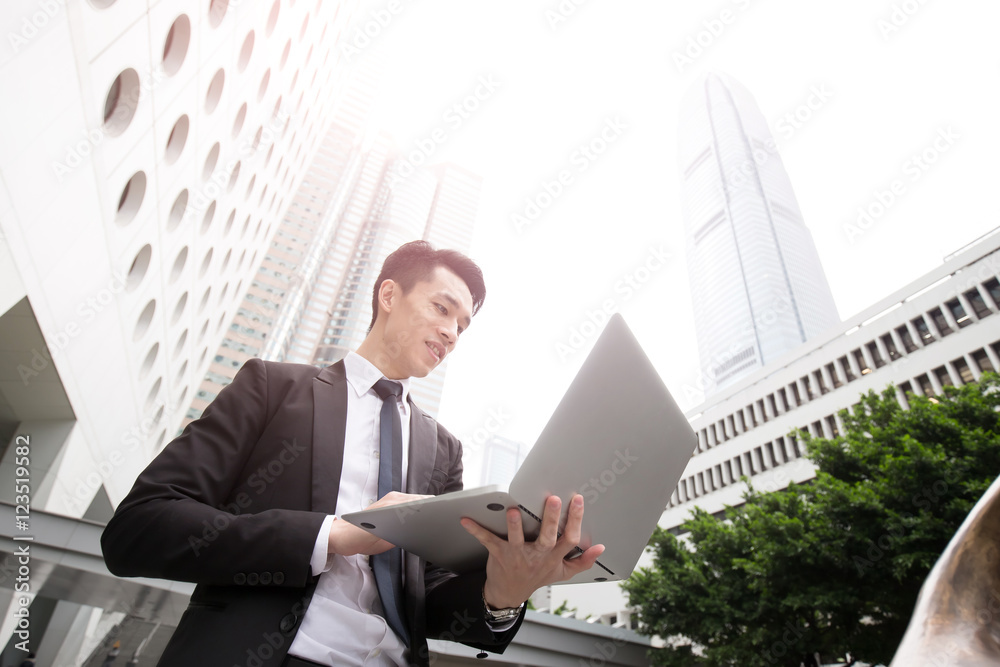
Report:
422,433,526,652
101,359,326,588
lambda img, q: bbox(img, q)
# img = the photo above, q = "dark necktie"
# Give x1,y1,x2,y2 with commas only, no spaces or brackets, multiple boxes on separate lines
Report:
370,378,409,646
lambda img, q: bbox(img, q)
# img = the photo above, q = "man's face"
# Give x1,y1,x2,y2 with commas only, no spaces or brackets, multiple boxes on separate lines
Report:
377,265,474,379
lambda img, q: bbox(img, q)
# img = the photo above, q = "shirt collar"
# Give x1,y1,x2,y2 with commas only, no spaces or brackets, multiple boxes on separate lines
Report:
344,351,411,403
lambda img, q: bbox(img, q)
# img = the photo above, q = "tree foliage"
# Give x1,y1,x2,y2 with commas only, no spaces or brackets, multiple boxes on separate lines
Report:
624,373,1000,666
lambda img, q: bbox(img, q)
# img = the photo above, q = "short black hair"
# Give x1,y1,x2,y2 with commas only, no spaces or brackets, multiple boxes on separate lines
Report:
368,241,486,331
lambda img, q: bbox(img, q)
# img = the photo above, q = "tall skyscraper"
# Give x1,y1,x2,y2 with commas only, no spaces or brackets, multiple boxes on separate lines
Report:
679,73,840,395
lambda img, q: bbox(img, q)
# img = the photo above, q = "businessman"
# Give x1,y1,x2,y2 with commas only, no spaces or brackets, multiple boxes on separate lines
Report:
102,240,604,666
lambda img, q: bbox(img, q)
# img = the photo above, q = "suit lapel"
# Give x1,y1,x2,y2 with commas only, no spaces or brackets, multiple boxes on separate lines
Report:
311,361,348,514
406,400,438,494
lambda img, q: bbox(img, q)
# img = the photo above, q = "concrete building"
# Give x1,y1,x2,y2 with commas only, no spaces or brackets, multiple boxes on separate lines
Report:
679,73,840,394
663,227,1000,529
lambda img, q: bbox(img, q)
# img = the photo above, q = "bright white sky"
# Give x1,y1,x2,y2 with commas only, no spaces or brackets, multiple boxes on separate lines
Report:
347,0,1000,471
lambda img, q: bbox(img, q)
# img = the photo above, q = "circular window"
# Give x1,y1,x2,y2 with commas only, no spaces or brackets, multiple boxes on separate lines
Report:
205,69,225,114
127,244,152,292
279,40,291,70
272,96,283,123
175,360,189,385
221,248,232,272
170,246,188,283
208,0,228,28
300,14,309,40
228,161,240,193
103,69,140,136
203,142,220,181
217,311,228,332
139,342,159,381
198,319,209,344
265,0,280,36
115,171,146,227
134,299,156,342
162,15,191,76
174,329,188,358
199,248,214,278
201,201,217,234
198,287,212,314
257,69,270,102
264,144,274,168
145,377,162,412
167,189,188,231
245,175,256,201
258,185,267,207
219,282,229,304
232,102,247,139
239,31,255,72
171,292,188,326
251,126,262,151
224,209,236,236
165,114,189,164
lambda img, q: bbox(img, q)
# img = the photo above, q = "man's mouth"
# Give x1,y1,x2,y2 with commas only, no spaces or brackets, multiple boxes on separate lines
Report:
426,341,444,362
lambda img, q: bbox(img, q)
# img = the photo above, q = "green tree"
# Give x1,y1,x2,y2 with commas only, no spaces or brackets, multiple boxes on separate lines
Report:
623,373,1000,667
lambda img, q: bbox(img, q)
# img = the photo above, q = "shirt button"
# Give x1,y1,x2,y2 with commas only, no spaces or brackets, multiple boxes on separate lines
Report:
372,649,381,658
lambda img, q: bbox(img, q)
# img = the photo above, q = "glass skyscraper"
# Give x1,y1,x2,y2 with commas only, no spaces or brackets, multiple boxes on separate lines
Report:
679,73,840,394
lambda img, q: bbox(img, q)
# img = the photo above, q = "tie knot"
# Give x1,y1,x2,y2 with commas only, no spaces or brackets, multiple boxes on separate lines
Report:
373,378,402,401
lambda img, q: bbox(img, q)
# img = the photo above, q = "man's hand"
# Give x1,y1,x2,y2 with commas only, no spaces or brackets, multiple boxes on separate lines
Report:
329,491,431,557
461,493,605,609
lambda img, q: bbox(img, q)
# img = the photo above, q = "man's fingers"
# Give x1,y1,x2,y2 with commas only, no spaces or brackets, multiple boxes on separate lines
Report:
536,495,562,549
558,494,585,546
505,508,525,548
564,544,605,577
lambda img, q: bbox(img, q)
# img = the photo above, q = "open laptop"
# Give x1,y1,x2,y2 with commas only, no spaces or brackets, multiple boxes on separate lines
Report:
342,313,695,585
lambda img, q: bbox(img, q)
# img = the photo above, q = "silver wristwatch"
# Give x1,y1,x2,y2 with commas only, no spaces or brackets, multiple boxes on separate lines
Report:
483,589,524,622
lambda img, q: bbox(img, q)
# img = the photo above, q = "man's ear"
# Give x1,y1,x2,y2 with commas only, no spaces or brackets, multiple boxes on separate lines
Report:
377,279,397,317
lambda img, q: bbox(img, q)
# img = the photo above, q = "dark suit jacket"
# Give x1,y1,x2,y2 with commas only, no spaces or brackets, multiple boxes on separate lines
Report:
101,358,524,666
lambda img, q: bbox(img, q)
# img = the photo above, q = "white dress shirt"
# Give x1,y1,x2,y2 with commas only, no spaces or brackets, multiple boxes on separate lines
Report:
288,352,411,666
287,353,518,665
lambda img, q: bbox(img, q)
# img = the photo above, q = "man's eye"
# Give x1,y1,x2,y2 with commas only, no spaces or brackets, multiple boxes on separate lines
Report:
435,303,447,315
